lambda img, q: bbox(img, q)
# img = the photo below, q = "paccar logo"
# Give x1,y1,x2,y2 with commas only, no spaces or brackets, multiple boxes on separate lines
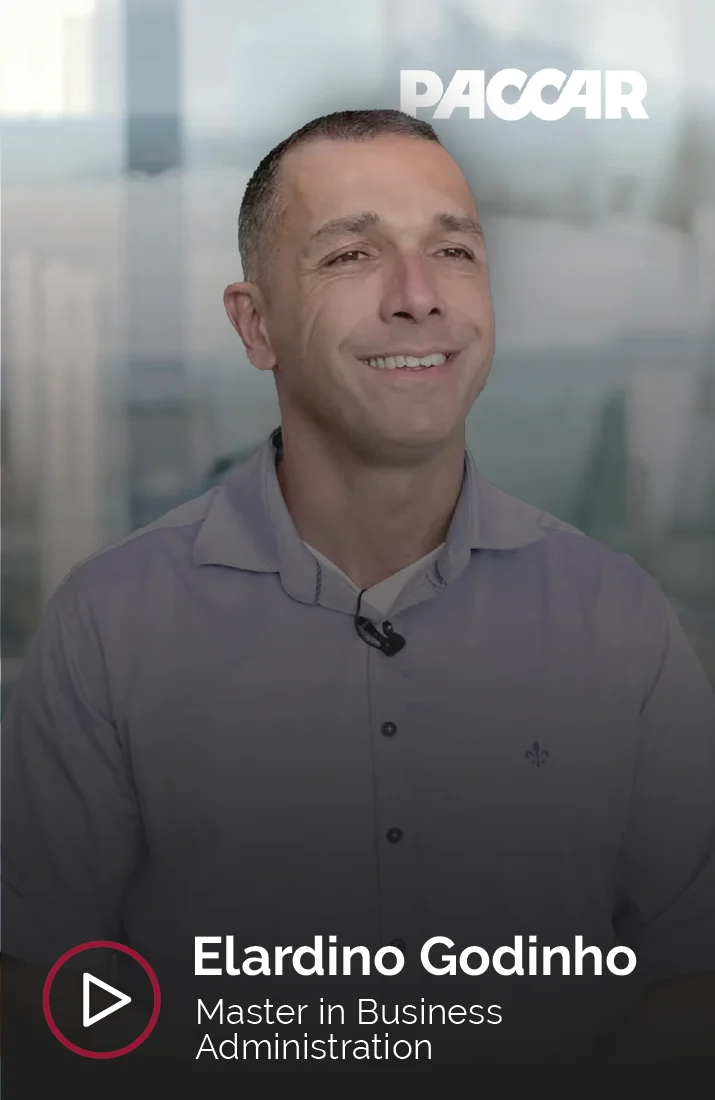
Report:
400,70,648,121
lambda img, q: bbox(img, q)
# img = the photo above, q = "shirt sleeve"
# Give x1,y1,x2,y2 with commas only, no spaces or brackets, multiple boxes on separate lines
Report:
1,574,143,968
613,591,715,984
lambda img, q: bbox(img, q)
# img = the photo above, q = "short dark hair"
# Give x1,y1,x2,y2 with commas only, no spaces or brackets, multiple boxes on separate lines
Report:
238,109,441,284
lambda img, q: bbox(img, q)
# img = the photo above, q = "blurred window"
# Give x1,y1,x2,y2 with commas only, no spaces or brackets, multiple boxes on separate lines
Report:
0,0,96,118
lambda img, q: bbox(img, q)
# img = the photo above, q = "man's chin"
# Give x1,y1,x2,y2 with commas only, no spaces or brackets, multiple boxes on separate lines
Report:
352,422,462,464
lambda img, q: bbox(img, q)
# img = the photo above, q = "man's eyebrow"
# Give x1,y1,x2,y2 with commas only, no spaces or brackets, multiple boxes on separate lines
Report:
308,212,380,244
436,212,484,240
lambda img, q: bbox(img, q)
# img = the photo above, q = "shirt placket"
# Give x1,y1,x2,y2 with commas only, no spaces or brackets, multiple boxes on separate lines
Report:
365,639,418,985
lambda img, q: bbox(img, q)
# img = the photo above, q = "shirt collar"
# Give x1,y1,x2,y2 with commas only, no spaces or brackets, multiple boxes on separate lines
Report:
193,426,549,590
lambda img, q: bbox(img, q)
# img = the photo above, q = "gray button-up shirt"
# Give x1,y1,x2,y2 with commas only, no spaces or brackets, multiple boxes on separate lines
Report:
4,428,715,1063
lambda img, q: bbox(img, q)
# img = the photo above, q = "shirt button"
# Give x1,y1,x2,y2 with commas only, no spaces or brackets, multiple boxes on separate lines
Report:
391,938,406,951
386,828,403,843
381,721,397,737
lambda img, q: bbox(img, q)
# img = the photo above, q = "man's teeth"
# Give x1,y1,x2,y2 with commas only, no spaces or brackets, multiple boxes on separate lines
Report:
364,353,449,370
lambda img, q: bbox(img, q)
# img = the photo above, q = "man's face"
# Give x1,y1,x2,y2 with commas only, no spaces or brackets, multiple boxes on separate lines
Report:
250,134,495,460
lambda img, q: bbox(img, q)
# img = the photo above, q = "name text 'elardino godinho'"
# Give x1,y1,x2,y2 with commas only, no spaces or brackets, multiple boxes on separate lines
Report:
195,935,636,978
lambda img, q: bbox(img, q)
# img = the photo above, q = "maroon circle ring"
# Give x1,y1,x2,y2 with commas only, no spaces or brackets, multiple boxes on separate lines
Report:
42,940,161,1059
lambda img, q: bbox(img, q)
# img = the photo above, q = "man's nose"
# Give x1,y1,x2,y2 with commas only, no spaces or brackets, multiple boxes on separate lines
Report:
379,253,445,325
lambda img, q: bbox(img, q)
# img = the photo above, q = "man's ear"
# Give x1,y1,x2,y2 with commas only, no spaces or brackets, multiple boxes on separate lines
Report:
224,281,277,371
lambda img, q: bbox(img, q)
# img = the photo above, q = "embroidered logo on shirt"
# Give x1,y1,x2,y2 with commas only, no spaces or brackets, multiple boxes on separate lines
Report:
525,741,549,767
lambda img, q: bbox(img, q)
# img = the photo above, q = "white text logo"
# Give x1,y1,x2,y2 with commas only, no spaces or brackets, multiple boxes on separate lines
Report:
400,70,648,121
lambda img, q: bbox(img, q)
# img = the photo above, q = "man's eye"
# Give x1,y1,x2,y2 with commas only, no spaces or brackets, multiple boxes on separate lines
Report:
438,247,474,260
327,250,369,265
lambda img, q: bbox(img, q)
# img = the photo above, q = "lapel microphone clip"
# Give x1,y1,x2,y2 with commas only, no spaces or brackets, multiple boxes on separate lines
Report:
353,590,406,656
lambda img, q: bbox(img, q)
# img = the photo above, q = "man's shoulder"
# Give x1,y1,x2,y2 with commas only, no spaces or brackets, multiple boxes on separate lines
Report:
59,487,222,599
488,479,664,607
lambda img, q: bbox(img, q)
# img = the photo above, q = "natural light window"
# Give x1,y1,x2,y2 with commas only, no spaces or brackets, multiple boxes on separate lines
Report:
0,0,96,117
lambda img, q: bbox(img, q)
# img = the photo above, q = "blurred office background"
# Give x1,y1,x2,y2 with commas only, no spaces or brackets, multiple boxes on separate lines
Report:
1,0,714,696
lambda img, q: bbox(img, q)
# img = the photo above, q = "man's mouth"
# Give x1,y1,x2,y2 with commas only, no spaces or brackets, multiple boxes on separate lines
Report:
360,351,457,371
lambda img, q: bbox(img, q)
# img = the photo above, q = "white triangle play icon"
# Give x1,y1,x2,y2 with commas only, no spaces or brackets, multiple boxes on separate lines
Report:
83,972,132,1027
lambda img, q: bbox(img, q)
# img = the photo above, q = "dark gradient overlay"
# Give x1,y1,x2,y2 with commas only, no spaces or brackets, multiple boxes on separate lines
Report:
3,436,715,1092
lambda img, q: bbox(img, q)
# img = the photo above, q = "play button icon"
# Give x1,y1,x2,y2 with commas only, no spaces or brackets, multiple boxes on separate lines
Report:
83,972,132,1028
43,940,161,1058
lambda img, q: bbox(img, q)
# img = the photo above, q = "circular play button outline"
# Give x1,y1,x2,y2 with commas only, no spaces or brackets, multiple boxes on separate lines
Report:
42,940,161,1059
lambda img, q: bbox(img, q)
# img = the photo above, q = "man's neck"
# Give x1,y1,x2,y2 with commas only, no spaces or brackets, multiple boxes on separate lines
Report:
275,424,466,591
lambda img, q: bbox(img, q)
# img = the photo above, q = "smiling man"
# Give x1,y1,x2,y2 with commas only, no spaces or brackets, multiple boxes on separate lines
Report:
3,110,715,1074
227,122,496,599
